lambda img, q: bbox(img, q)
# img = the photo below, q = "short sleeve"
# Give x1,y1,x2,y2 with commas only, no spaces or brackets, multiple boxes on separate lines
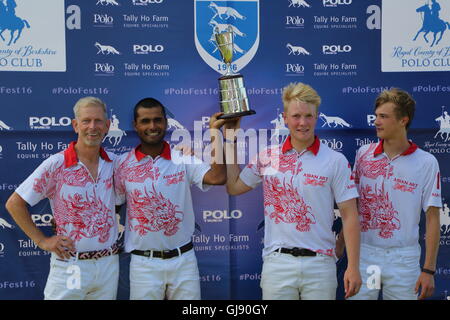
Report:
331,153,359,204
15,155,62,206
421,156,442,212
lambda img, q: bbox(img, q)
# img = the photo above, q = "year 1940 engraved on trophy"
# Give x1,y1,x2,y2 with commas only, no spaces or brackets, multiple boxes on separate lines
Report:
214,26,256,119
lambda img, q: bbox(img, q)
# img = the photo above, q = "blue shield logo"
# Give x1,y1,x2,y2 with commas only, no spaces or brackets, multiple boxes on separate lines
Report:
194,0,260,74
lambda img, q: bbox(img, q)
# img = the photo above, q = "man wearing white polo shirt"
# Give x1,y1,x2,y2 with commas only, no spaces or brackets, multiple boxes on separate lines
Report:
224,82,362,300
114,97,227,300
348,88,441,300
5,97,120,300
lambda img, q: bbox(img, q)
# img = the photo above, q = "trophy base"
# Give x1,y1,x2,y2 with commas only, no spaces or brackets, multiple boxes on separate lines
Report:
218,110,256,119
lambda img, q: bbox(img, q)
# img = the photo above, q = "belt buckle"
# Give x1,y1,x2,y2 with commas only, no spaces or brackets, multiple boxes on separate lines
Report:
291,247,301,257
161,250,172,259
143,250,152,258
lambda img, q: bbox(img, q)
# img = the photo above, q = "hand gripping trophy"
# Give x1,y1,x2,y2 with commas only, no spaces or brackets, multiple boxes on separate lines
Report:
214,26,256,119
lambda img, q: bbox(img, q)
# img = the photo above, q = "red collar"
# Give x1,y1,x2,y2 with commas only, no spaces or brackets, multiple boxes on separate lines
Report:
135,141,172,161
64,141,112,168
373,140,418,157
282,135,320,156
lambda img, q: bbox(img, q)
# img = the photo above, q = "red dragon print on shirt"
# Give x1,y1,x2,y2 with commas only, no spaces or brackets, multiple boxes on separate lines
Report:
128,184,183,237
53,190,114,243
263,176,316,232
33,164,92,199
359,183,400,239
355,144,393,183
250,148,302,176
116,153,161,186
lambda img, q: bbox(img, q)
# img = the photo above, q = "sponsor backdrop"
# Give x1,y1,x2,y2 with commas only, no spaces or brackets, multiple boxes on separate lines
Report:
0,0,449,300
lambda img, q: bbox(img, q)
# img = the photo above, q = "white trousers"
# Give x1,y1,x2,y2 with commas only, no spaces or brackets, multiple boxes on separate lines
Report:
348,243,421,300
44,253,119,300
130,249,201,300
260,251,337,300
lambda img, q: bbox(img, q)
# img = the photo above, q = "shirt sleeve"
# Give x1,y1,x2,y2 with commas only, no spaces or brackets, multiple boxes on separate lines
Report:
421,156,442,212
15,155,62,206
332,153,359,204
239,148,265,189
352,147,362,185
184,155,212,192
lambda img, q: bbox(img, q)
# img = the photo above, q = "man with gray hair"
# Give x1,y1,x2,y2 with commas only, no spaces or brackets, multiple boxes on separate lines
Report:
5,97,120,300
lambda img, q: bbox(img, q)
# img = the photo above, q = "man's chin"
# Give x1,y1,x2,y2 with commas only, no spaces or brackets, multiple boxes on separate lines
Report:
82,138,103,147
142,138,165,146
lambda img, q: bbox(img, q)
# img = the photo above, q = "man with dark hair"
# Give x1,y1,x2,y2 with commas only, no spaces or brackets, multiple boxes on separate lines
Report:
5,97,120,300
347,88,441,300
114,97,228,300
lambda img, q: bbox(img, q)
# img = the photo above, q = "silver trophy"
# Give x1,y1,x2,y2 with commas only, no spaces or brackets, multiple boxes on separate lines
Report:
214,26,256,119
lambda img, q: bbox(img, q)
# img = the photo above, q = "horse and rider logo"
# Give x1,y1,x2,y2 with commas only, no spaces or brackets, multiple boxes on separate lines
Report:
270,110,289,144
434,106,450,142
194,0,260,74
103,111,127,147
440,202,450,235
0,0,30,46
413,0,450,47
382,0,450,72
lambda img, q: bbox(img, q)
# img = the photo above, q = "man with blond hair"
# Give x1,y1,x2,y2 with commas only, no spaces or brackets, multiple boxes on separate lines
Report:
347,88,441,300
224,82,362,300
6,97,120,300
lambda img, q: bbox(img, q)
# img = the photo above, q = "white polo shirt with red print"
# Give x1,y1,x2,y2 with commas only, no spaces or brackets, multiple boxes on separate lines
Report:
240,136,358,258
114,141,211,252
353,141,442,248
15,142,118,252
